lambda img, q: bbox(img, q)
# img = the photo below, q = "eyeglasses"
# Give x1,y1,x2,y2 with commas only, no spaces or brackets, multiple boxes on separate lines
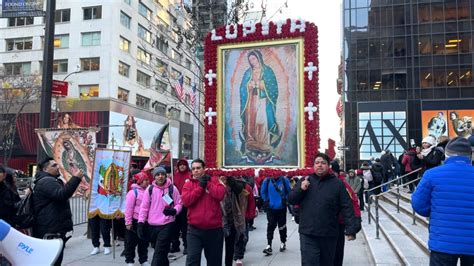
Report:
191,167,202,170
155,173,167,176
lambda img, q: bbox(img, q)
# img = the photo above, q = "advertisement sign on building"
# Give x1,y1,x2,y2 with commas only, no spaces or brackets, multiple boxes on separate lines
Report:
0,0,44,18
421,109,473,140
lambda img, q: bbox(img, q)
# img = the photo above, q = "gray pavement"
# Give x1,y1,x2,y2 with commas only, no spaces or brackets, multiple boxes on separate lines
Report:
63,213,372,265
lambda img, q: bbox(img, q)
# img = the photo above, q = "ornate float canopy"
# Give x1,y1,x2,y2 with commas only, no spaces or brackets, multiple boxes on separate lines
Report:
203,19,319,171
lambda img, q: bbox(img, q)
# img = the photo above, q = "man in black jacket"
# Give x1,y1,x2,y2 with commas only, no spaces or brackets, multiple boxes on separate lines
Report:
288,152,360,266
32,157,82,266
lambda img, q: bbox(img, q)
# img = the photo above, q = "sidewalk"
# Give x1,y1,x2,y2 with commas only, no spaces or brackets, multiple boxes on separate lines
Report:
63,213,372,265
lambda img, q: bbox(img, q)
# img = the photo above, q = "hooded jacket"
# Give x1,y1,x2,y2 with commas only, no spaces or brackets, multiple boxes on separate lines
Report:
174,159,191,194
288,173,359,237
125,183,145,225
32,171,81,237
181,175,226,229
138,178,182,226
412,156,474,256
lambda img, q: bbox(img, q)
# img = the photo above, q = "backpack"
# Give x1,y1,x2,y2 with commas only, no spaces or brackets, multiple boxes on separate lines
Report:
148,185,174,207
371,169,383,184
15,191,35,229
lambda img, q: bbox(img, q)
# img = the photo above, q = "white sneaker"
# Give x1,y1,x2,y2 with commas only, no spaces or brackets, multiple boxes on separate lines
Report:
235,259,243,266
127,264,134,266
141,262,150,266
90,247,100,255
103,247,111,255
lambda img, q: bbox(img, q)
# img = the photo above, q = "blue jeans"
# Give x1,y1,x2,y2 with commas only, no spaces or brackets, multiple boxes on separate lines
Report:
430,251,474,266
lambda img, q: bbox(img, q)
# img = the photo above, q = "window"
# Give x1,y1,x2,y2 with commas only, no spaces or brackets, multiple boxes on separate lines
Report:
53,34,69,48
81,32,101,46
83,6,102,20
137,70,151,86
171,49,182,63
155,79,168,92
8,17,34,27
153,101,167,115
3,62,31,75
118,61,130,77
138,24,152,43
118,87,129,102
120,11,131,29
137,48,151,65
123,0,131,5
119,36,130,52
136,94,150,109
156,35,168,53
55,9,71,23
156,59,168,74
79,85,99,97
185,112,191,123
138,1,152,20
53,59,68,73
185,59,192,69
184,76,191,85
6,38,33,51
171,68,181,79
80,57,100,71
169,108,181,120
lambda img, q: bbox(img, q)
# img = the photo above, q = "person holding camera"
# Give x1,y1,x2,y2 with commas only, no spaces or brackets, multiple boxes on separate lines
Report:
181,159,226,266
260,175,291,256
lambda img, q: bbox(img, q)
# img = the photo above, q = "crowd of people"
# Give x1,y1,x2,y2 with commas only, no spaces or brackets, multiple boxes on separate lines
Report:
1,133,473,265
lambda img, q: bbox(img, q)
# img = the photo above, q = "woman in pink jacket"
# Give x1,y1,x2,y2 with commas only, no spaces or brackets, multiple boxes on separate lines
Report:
138,167,182,266
124,171,150,266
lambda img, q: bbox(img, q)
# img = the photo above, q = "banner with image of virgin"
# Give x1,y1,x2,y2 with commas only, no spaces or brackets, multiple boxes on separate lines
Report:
36,128,98,197
88,148,131,219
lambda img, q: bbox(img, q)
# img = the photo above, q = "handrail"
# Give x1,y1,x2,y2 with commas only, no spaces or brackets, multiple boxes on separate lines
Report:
367,176,422,224
365,167,422,194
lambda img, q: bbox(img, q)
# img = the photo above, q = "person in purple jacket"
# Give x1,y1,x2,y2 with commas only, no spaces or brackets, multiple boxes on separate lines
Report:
138,167,182,266
124,171,150,266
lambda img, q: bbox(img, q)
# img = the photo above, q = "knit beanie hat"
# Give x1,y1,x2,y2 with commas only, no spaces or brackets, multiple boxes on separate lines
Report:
422,135,436,146
445,137,472,158
152,167,167,176
134,171,149,184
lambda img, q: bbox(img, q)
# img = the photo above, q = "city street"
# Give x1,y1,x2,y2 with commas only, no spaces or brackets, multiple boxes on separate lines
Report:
62,213,372,266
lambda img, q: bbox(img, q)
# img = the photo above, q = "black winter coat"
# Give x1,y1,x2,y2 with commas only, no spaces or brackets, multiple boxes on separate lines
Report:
288,173,359,237
32,171,81,238
0,182,21,226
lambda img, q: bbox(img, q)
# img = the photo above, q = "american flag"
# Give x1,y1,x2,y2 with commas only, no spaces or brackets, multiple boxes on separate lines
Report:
189,83,197,108
174,75,185,101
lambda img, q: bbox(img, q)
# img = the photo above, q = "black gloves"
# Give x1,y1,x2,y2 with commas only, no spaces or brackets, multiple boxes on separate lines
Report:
199,175,210,189
227,176,244,194
163,207,177,216
263,200,270,211
137,222,146,240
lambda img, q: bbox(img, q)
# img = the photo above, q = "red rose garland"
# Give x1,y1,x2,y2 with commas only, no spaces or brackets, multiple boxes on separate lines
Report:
204,19,320,170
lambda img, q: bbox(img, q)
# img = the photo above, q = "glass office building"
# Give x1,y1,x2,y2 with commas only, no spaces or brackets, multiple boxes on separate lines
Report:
343,0,474,168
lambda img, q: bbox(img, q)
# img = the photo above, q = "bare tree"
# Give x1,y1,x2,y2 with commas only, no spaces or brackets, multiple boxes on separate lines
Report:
0,71,41,166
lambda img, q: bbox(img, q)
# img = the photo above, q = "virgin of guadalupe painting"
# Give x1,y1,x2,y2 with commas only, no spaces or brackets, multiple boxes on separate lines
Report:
220,41,302,167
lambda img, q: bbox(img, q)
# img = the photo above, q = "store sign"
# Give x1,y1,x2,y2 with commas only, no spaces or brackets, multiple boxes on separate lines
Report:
0,0,44,18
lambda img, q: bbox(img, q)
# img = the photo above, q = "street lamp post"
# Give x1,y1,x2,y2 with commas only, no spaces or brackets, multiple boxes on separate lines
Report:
37,0,56,162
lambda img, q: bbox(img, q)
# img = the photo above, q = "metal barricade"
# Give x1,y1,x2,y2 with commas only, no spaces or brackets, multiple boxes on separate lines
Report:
70,196,88,225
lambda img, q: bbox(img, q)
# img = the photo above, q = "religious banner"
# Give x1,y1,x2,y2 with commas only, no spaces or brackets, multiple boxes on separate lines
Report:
204,19,320,168
88,148,131,218
36,128,98,196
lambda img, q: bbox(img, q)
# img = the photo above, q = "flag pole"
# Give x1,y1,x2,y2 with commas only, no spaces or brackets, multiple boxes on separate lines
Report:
167,109,174,184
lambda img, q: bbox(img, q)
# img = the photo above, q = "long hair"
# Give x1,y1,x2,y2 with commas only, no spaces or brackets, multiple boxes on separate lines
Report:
247,50,265,69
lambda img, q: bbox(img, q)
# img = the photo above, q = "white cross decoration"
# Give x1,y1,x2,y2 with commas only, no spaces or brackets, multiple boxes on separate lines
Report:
205,107,217,125
304,62,318,81
304,102,318,121
205,69,217,86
